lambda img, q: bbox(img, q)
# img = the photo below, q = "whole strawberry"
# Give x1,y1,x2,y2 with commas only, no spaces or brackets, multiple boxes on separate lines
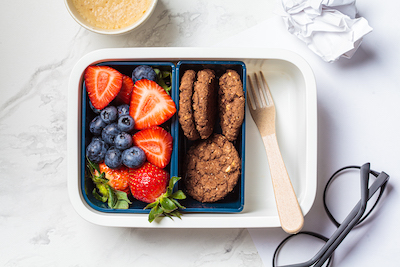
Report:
129,162,168,203
86,159,131,209
98,163,130,195
128,162,186,222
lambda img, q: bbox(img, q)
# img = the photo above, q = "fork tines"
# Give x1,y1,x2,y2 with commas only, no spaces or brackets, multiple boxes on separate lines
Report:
247,71,274,110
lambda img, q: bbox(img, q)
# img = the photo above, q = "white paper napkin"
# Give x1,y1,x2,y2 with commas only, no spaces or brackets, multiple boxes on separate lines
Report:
276,0,373,62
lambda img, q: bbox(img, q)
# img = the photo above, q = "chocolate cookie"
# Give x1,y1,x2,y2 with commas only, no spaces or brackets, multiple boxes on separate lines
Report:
192,69,217,139
184,134,241,203
178,70,200,140
218,69,245,141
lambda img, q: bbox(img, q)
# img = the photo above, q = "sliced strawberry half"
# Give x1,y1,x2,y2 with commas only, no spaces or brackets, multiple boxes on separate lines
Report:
84,65,123,110
129,79,176,130
114,75,134,105
132,126,173,169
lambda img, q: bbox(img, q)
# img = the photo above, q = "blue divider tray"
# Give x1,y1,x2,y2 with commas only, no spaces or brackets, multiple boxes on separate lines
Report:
176,61,246,212
80,60,246,215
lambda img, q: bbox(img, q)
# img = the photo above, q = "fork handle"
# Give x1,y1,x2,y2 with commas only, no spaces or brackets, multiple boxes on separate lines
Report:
262,133,304,234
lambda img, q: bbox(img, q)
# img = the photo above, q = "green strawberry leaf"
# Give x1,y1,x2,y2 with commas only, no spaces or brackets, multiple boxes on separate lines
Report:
154,68,172,95
86,157,100,173
96,183,109,199
92,188,108,202
167,176,181,195
148,205,164,223
107,185,117,208
171,198,185,210
113,191,132,209
160,197,177,213
145,200,159,210
93,173,109,184
170,210,182,219
114,200,130,209
115,190,131,202
171,190,186,200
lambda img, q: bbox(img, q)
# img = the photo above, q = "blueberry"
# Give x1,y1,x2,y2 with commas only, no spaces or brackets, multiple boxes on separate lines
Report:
100,106,118,124
91,136,102,142
117,115,135,132
86,139,108,163
122,146,146,168
91,136,109,149
132,65,157,83
102,123,121,145
89,101,101,114
114,132,133,150
89,115,107,136
104,147,123,169
117,104,130,117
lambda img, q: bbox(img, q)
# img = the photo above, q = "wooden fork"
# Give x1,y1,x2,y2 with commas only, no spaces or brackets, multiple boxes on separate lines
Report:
247,71,304,234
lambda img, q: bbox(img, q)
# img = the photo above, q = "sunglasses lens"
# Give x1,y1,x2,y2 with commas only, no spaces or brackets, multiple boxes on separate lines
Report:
274,232,331,267
324,168,382,227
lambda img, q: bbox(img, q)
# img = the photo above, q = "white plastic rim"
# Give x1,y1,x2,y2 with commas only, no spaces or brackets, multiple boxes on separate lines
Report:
67,47,317,228
64,0,158,35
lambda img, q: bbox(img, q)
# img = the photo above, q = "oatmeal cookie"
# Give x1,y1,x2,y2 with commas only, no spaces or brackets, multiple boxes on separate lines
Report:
218,69,245,141
178,70,200,140
184,134,241,202
192,69,217,139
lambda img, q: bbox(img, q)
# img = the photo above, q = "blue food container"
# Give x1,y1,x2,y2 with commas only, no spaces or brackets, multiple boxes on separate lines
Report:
176,60,246,213
81,61,178,213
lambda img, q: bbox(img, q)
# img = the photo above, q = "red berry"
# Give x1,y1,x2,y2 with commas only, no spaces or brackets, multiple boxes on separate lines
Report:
132,126,173,169
128,162,169,203
84,66,123,110
129,79,176,130
114,75,134,105
98,163,130,194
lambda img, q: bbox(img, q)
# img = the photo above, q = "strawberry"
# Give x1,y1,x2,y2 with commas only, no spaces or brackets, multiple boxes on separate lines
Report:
84,66,123,110
128,162,186,222
128,162,169,203
129,79,176,130
132,126,173,169
86,159,131,209
114,75,134,105
98,163,130,195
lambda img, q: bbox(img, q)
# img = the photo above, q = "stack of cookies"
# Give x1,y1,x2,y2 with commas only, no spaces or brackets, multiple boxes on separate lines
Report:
178,69,245,203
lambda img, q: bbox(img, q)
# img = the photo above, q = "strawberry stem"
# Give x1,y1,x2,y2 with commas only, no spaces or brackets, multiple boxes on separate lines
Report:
145,176,186,223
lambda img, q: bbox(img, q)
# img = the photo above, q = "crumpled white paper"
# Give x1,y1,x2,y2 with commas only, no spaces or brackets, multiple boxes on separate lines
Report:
276,0,373,62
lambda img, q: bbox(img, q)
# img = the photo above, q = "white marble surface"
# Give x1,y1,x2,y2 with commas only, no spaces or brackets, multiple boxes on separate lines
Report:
1,0,400,266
